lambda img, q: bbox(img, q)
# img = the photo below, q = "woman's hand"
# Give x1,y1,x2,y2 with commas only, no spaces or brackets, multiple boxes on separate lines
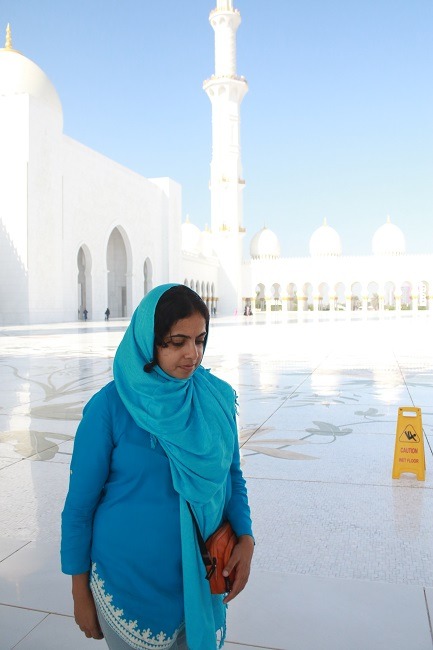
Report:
72,574,104,639
222,535,254,604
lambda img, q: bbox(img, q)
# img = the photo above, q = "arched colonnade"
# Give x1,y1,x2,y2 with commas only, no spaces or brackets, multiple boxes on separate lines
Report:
184,279,217,316
77,226,153,320
247,279,431,313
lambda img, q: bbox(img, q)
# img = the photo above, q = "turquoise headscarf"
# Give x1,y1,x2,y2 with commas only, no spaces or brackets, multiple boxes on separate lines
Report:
113,284,237,650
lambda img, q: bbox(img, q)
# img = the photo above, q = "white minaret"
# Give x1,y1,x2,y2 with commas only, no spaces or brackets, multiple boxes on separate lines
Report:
203,0,247,315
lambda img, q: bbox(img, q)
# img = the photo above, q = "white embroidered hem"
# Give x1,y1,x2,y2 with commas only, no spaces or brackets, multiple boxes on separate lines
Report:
90,563,181,650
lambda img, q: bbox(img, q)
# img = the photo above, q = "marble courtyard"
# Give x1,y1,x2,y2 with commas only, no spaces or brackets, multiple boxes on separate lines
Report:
1,312,433,649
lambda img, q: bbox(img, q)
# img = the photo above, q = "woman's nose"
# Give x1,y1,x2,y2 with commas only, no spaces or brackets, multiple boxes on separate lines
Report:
185,341,199,359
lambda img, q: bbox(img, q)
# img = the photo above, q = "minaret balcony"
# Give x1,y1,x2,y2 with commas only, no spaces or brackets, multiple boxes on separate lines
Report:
212,176,246,186
204,73,247,85
210,7,241,18
203,74,248,102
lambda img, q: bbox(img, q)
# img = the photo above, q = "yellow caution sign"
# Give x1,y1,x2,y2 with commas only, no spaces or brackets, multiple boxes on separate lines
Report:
392,407,425,481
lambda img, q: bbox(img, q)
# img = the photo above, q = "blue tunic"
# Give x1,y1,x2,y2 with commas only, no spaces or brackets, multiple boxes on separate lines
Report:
61,381,253,649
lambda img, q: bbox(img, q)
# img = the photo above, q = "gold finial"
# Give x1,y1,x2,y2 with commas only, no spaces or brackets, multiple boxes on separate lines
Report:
2,23,20,53
323,217,328,226
5,23,12,50
386,214,391,223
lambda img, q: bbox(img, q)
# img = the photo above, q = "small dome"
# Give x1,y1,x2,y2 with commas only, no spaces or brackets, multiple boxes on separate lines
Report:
372,216,405,255
181,216,201,253
309,219,342,256
250,226,281,259
0,29,62,116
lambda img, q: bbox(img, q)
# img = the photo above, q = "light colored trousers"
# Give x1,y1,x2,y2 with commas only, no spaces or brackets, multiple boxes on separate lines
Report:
96,605,188,650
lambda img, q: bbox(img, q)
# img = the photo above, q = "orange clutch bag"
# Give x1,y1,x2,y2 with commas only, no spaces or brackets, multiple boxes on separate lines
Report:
187,503,238,594
205,521,237,594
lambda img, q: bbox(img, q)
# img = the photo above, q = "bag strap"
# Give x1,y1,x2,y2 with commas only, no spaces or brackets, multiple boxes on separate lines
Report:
186,502,216,581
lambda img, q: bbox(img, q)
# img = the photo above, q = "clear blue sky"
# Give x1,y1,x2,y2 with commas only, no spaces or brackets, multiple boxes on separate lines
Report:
2,0,432,257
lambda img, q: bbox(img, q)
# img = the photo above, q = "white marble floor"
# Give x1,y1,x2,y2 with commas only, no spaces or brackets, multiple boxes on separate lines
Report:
1,312,433,650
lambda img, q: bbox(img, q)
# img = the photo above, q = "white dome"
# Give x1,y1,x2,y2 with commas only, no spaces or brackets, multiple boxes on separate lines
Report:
0,37,62,115
309,219,342,256
372,217,405,255
250,226,281,259
181,217,201,253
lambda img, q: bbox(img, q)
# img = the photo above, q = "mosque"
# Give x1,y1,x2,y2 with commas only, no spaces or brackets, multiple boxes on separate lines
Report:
0,0,431,325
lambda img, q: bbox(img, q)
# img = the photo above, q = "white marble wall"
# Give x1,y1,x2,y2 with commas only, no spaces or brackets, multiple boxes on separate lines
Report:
0,91,182,324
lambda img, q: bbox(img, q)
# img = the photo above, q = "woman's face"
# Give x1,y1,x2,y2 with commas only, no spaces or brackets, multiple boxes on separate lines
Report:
156,311,207,379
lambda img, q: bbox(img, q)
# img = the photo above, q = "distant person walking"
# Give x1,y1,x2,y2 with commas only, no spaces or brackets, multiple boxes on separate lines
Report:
104,308,110,321
83,309,88,321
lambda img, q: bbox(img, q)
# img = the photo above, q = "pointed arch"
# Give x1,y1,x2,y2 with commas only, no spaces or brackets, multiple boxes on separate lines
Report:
255,283,266,311
143,258,153,297
106,227,132,318
271,283,282,311
401,281,412,310
367,281,379,311
335,282,345,310
351,282,362,311
318,282,330,311
384,281,396,310
302,282,313,311
287,283,297,311
77,245,92,319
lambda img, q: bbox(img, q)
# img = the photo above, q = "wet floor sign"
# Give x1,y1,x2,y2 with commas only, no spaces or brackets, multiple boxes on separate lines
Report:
392,407,425,481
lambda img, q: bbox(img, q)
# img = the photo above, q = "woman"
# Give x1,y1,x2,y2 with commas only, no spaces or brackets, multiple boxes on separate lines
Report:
61,284,254,650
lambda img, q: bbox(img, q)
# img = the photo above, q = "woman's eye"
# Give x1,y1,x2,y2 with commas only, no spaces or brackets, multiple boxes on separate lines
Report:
171,340,184,347
166,335,206,348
